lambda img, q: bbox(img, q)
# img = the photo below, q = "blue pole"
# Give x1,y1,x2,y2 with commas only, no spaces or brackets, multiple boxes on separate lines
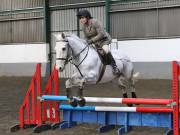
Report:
42,95,68,101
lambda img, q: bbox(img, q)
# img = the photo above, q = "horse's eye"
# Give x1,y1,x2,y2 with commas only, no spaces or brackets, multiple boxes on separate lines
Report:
62,47,66,51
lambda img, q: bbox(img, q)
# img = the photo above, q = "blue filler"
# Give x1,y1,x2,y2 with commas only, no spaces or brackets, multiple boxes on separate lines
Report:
59,104,177,135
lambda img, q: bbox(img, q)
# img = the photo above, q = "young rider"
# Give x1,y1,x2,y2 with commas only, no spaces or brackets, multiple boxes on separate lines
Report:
77,10,120,75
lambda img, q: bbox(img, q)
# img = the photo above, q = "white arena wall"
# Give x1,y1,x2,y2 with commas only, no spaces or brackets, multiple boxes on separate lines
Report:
0,38,179,79
114,38,180,79
0,43,49,77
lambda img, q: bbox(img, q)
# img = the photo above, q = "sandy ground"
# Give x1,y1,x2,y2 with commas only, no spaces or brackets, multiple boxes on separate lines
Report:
0,77,173,135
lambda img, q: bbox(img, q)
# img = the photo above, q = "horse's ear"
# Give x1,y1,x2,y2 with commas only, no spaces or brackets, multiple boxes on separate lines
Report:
61,33,65,39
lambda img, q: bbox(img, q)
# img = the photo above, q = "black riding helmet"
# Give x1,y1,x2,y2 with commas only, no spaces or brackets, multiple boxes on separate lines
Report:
77,10,93,19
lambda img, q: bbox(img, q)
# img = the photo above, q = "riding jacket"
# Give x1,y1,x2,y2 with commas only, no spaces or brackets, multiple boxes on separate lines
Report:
82,19,112,48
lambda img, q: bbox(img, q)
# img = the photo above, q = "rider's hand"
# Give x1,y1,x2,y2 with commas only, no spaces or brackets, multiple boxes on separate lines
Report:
87,39,93,44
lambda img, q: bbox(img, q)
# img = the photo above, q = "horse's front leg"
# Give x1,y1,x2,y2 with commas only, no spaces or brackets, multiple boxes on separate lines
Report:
65,78,78,107
76,70,97,107
77,78,86,107
129,78,137,98
65,77,86,107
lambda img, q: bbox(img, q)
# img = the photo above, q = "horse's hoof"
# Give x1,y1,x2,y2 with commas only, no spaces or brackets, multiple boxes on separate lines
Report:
127,104,133,107
123,93,134,107
69,98,78,107
131,92,137,98
123,93,128,98
131,92,139,105
77,97,86,107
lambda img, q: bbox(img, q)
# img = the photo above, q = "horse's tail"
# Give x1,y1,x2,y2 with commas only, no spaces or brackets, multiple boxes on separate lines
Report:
133,72,140,82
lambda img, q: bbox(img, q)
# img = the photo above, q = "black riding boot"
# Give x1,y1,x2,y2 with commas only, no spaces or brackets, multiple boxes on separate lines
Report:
107,52,120,75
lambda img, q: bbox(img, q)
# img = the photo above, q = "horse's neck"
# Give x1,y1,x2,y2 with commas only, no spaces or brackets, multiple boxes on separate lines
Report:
68,36,99,65
68,36,86,56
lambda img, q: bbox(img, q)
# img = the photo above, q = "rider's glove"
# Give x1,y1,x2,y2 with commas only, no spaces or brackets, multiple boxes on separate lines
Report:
87,39,93,44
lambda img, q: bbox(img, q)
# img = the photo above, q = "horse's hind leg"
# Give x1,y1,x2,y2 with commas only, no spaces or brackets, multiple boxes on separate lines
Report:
118,76,128,98
129,78,140,106
129,78,137,98
118,76,133,107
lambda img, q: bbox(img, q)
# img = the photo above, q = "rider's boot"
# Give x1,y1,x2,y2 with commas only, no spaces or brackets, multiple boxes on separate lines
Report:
77,88,86,107
66,88,77,107
107,52,120,75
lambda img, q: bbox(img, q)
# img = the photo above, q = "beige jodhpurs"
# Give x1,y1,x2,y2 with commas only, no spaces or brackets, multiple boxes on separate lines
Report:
102,44,110,54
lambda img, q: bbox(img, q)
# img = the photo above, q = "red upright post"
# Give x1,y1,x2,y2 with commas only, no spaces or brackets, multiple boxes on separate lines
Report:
35,64,42,126
11,64,60,133
52,65,60,122
42,65,60,123
172,61,179,135
17,64,42,129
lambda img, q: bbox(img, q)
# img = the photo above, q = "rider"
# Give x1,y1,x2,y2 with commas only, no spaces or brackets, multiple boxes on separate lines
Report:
77,9,120,75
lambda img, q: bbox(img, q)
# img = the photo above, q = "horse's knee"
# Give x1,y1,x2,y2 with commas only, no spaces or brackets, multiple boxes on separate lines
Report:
79,78,86,88
118,85,126,92
65,79,72,88
118,76,126,86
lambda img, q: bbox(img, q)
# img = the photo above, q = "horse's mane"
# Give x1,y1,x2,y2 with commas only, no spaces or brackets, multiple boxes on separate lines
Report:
69,34,82,41
68,34,87,46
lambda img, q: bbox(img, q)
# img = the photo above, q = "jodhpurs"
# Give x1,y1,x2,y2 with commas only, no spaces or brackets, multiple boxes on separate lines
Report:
102,45,110,54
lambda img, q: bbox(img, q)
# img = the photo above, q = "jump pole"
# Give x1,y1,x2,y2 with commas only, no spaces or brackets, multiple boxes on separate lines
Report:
60,104,174,113
41,95,175,105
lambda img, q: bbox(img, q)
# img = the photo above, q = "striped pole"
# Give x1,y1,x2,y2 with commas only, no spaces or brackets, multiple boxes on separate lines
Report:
41,95,174,105
60,104,173,113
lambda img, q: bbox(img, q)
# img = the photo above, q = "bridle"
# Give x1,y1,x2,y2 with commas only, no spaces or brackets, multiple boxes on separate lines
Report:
56,39,90,77
56,39,71,67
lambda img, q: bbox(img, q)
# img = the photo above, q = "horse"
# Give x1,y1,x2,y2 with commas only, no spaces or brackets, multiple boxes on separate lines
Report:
54,33,138,107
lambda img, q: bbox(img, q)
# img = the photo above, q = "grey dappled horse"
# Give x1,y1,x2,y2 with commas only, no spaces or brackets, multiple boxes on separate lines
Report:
54,33,138,107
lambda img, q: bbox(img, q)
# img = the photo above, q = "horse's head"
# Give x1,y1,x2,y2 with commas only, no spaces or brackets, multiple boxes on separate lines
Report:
54,33,69,72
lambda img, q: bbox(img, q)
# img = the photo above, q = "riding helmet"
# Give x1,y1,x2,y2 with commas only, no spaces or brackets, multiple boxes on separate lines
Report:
77,10,93,19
